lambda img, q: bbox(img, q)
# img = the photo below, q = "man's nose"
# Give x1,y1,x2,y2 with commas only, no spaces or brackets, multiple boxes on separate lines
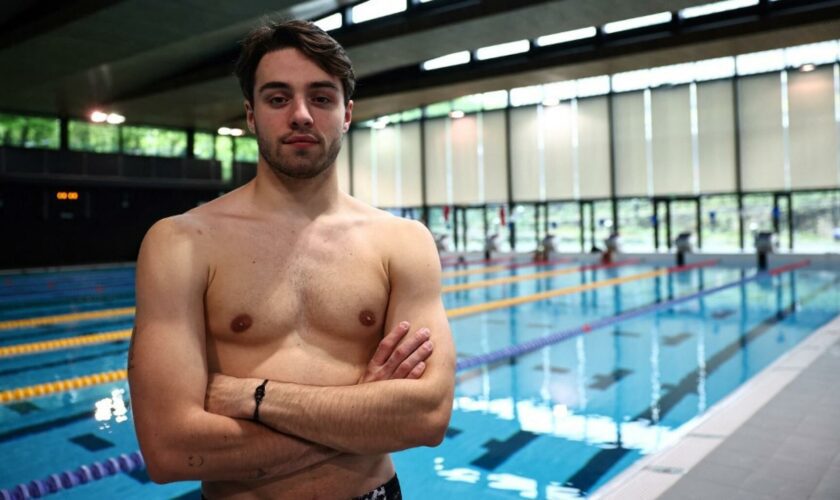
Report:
290,98,313,129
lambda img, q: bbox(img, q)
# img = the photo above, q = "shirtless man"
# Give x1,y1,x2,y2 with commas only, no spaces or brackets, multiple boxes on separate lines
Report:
128,19,455,499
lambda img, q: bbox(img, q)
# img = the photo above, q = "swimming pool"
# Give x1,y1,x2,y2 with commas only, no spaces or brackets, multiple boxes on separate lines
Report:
1,258,838,498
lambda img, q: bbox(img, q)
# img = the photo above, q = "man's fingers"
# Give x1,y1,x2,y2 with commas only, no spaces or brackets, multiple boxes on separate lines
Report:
383,328,430,375
406,361,426,380
370,321,410,366
393,339,433,379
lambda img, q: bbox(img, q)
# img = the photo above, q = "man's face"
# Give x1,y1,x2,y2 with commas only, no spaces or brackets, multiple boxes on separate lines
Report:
245,48,353,180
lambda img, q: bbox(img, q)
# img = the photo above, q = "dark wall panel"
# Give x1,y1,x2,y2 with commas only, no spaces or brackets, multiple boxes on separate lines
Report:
0,183,222,269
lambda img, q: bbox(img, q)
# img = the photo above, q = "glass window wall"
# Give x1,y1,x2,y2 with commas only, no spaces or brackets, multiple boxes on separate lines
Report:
742,193,775,250
671,199,699,246
234,137,259,163
215,136,233,183
513,203,538,251
121,126,187,157
594,200,614,250
548,202,583,252
486,204,510,252
0,113,59,149
428,207,453,251
700,195,741,252
616,198,654,252
194,132,215,160
68,121,119,153
464,207,486,252
792,191,840,253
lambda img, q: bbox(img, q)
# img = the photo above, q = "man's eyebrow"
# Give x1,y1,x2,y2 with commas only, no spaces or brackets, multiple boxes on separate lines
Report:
309,81,340,92
258,81,291,94
257,81,340,94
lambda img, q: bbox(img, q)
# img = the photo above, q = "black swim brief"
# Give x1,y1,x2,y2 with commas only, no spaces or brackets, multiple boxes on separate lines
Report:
201,474,402,500
353,474,402,500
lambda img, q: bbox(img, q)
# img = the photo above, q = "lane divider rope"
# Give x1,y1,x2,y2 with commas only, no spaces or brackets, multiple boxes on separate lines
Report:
442,257,573,279
455,259,810,372
0,307,135,331
441,255,516,269
0,260,703,357
0,262,678,399
0,451,145,500
443,258,638,293
447,259,719,319
0,329,132,358
0,369,127,404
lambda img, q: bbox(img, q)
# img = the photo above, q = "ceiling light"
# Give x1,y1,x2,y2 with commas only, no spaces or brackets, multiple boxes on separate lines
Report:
799,63,816,72
106,113,125,125
218,127,231,135
313,12,342,32
679,0,758,19
351,0,406,24
90,111,107,123
422,51,470,71
476,40,530,61
536,27,597,47
229,128,244,136
603,12,672,34
449,110,465,119
542,98,560,107
371,116,390,129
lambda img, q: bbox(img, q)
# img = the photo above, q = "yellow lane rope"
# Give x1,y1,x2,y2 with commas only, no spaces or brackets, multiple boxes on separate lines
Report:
1,263,625,356
0,369,127,404
2,262,599,356
0,307,135,331
0,329,132,358
442,263,617,293
447,267,669,319
0,262,711,402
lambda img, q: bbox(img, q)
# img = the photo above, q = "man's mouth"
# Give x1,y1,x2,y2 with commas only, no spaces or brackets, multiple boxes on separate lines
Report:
284,135,319,145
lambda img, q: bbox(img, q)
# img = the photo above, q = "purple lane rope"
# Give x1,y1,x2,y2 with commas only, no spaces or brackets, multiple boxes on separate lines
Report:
0,451,144,499
456,260,810,372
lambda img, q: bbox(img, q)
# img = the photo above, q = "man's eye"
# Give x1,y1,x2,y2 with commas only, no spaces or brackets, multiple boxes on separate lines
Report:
269,97,287,105
313,96,331,104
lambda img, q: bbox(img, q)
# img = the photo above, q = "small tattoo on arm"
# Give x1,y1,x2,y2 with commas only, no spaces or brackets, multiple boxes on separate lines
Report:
188,455,205,467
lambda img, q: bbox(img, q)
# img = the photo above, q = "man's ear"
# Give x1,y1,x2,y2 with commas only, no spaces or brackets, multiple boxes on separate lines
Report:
245,100,255,134
343,100,353,133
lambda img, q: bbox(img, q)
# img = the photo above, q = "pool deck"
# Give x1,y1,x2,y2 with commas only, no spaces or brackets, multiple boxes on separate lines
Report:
595,314,840,500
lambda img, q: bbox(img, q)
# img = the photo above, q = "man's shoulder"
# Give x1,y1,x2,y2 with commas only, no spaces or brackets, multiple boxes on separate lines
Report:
363,211,432,242
146,213,209,242
146,188,248,244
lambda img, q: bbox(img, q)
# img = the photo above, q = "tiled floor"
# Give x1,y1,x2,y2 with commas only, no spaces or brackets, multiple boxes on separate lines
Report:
596,316,840,500
660,334,840,500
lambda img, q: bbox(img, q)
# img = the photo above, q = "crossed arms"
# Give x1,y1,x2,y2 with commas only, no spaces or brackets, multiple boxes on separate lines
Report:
128,216,455,483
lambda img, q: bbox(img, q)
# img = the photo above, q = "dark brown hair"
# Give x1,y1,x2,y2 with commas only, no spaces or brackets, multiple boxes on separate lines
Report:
235,19,355,105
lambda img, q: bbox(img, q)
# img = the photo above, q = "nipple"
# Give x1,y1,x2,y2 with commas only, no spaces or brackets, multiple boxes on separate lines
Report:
231,314,253,333
359,310,376,327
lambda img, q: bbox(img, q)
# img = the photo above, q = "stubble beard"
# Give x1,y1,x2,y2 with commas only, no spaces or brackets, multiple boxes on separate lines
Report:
256,126,343,180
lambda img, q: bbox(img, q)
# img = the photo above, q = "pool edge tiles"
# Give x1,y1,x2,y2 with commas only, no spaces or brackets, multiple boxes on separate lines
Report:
592,312,840,500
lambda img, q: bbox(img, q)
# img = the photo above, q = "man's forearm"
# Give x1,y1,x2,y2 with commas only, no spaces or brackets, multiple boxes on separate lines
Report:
140,408,339,483
222,378,451,455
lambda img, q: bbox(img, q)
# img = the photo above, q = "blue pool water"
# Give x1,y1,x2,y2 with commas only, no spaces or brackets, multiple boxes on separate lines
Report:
1,259,838,499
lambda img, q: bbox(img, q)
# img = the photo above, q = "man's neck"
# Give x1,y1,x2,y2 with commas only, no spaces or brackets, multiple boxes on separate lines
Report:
251,162,342,220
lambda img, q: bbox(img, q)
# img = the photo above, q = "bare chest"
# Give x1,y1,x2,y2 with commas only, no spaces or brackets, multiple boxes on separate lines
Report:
203,227,390,368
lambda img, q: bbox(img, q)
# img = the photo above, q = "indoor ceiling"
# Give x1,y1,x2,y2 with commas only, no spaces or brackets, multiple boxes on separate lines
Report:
0,0,838,130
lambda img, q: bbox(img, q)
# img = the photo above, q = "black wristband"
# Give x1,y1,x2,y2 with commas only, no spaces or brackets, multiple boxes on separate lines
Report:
253,379,268,422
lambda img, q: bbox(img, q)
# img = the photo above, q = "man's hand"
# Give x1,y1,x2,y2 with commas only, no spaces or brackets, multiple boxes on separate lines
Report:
205,373,248,419
206,321,434,419
359,321,433,383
